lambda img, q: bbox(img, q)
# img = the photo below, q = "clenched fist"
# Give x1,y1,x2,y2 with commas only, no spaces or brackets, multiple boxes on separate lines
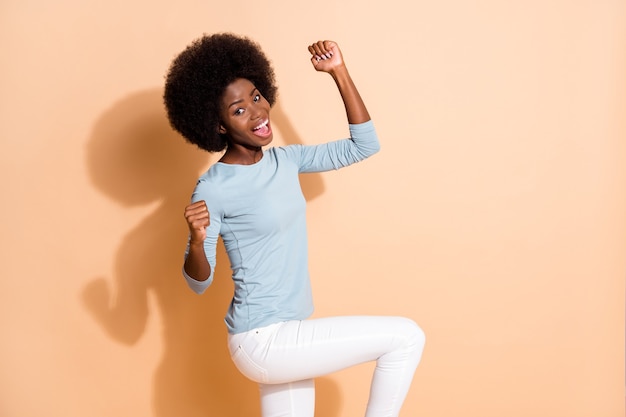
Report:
184,200,210,244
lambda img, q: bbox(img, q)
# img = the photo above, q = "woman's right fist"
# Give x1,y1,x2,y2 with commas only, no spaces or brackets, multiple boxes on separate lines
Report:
184,200,210,243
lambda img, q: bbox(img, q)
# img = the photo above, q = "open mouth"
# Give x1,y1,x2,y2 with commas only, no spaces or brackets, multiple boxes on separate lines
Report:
252,119,272,137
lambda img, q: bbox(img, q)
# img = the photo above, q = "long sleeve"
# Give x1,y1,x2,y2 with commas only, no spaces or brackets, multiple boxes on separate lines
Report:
182,179,223,294
289,120,380,173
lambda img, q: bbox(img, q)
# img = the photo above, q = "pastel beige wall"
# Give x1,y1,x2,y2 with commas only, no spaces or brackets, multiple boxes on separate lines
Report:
1,1,624,416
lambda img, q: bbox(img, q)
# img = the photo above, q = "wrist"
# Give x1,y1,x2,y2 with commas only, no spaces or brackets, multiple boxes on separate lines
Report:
329,64,349,81
188,239,205,248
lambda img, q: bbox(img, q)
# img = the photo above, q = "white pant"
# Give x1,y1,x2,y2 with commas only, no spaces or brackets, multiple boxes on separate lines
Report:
227,316,425,417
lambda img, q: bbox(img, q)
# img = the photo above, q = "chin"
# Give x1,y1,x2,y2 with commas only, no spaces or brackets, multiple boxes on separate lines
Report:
260,134,273,145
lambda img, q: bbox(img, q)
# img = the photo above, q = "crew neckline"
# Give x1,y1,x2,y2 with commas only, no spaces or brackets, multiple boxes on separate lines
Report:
216,151,266,167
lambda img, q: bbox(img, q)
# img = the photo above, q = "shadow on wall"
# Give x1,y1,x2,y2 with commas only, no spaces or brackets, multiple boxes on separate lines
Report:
81,89,339,417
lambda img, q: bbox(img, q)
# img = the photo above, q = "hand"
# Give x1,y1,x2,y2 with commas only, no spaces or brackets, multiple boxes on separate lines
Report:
308,40,344,73
184,200,209,244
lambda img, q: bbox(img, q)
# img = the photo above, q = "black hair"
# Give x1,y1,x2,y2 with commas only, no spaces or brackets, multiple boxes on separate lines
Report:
163,33,278,152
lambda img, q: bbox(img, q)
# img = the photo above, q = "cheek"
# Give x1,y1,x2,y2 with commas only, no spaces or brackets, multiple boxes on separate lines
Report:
224,120,249,138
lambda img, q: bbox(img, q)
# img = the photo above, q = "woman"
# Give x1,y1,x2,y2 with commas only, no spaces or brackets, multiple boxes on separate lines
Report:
164,33,425,417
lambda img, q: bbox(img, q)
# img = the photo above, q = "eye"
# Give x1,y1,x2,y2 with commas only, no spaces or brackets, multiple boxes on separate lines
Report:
233,107,244,116
253,94,261,102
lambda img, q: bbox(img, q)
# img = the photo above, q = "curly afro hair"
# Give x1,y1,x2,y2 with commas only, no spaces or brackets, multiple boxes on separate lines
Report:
163,33,278,152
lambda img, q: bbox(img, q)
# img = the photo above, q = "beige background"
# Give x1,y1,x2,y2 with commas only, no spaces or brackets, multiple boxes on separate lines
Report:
1,1,625,416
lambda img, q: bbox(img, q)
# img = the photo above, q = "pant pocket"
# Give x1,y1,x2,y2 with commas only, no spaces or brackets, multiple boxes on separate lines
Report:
230,344,269,383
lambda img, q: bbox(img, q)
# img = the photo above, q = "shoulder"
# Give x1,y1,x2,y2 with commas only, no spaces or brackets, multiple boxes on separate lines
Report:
269,144,302,158
268,144,310,167
190,166,225,205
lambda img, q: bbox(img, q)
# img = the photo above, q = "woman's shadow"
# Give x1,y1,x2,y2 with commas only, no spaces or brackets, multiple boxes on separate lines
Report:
81,88,341,416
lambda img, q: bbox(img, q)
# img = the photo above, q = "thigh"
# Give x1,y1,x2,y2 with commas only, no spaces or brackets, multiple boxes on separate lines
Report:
254,316,421,384
259,379,315,417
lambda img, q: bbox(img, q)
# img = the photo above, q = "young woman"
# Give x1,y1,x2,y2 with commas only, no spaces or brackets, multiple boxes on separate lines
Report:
164,33,425,417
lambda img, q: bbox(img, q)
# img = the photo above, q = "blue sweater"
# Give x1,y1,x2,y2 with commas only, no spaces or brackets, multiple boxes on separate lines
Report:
184,120,380,334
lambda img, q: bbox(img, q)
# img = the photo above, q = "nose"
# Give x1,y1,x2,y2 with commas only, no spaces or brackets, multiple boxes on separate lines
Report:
249,104,263,120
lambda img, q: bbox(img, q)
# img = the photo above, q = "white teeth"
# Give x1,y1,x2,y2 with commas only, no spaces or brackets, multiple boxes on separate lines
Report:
253,120,268,130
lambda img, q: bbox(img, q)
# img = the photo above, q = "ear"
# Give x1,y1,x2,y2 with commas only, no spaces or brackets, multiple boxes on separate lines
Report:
218,123,227,135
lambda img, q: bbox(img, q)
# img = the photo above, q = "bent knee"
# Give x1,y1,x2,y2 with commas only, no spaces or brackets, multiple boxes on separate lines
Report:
400,317,426,349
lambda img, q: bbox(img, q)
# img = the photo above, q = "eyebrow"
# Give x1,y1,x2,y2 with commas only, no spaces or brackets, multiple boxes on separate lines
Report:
227,87,258,110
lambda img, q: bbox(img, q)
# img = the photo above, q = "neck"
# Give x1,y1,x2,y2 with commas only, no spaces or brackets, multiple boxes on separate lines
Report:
220,146,263,165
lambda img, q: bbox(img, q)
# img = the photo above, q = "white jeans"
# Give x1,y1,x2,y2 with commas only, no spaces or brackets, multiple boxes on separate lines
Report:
227,316,425,417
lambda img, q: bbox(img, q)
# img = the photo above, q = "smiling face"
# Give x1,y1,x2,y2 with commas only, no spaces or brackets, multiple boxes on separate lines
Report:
218,78,273,161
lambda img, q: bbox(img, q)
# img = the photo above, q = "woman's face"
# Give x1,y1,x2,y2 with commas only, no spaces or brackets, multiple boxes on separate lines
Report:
218,78,273,151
